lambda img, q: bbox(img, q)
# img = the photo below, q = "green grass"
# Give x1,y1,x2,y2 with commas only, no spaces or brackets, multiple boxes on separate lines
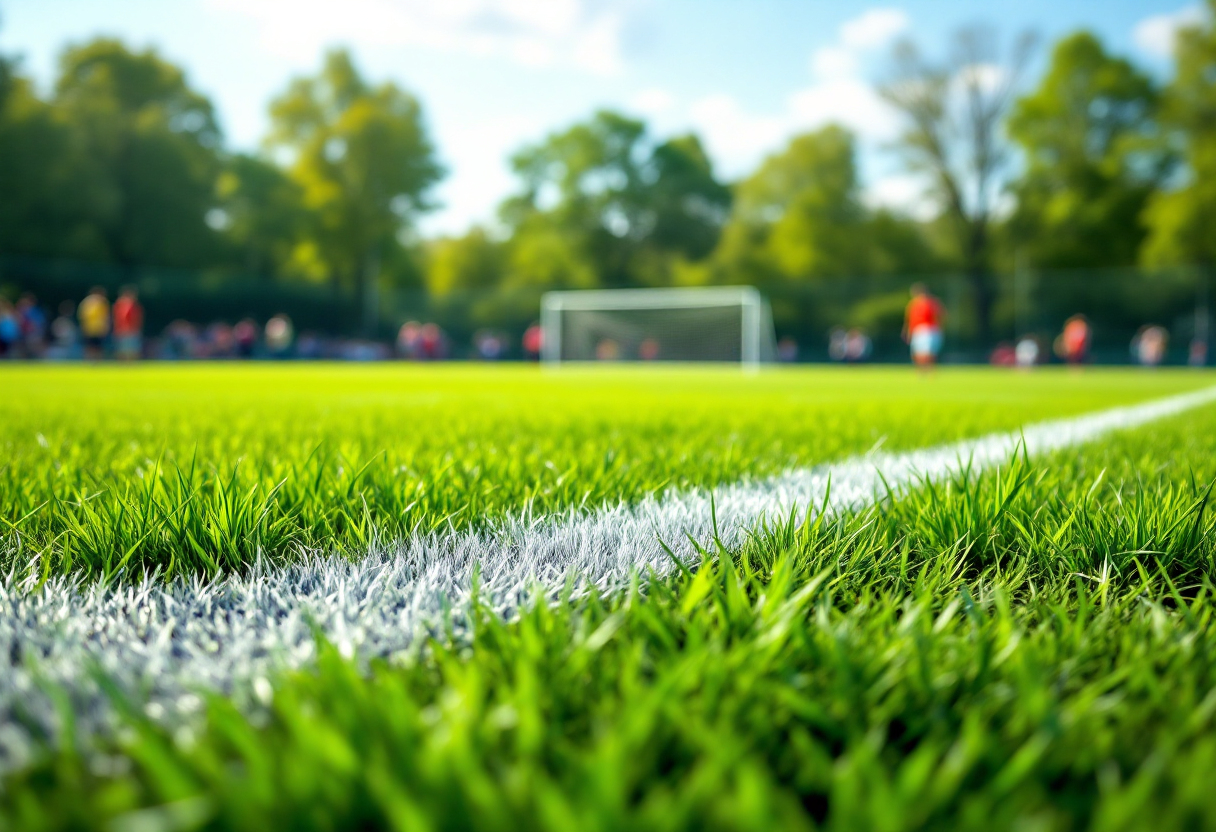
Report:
2,369,1216,831
1,365,1208,579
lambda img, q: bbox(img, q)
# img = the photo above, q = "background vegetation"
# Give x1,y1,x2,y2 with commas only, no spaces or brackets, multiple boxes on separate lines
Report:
1,4,1215,352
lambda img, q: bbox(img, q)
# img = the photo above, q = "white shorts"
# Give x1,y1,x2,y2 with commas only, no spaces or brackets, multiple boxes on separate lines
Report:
910,326,942,359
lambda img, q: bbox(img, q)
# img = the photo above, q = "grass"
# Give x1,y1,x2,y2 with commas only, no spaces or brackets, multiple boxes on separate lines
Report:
1,366,1215,830
1,364,1207,579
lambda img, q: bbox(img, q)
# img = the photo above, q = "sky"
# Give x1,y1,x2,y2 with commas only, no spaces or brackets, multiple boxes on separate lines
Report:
0,0,1206,236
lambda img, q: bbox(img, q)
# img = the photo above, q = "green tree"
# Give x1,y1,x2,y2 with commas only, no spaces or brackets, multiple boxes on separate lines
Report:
267,49,443,333
53,38,224,268
881,25,1037,342
1008,32,1165,268
425,227,505,297
712,125,936,284
214,154,308,278
0,59,110,260
502,111,730,288
1142,0,1216,267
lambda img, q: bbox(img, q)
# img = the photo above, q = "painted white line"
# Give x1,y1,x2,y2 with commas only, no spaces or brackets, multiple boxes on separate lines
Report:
1,385,1214,770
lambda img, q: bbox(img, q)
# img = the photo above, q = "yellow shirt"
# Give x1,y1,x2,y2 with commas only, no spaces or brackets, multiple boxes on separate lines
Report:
78,295,110,338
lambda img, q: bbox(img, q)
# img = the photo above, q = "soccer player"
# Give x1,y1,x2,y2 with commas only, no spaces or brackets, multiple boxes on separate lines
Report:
112,286,144,361
78,286,110,360
1054,314,1091,366
903,283,945,367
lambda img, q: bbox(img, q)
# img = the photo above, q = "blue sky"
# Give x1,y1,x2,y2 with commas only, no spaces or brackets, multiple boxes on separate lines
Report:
0,0,1204,235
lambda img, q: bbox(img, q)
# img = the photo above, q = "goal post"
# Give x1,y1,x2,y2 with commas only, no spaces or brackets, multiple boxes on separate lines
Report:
540,286,776,368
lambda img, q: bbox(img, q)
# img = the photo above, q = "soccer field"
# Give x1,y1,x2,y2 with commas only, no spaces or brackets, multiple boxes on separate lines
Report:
3,365,1216,830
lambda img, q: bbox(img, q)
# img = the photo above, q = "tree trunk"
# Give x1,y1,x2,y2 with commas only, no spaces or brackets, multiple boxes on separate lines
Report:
966,219,992,347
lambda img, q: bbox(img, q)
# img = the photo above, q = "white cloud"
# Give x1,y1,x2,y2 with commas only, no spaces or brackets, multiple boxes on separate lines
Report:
811,46,857,80
203,0,633,75
420,112,545,236
839,7,910,50
629,88,675,117
863,173,935,220
684,7,906,179
1133,5,1206,59
956,63,1007,95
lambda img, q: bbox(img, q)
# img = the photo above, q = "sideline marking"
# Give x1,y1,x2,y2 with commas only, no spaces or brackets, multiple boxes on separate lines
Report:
2,385,1215,768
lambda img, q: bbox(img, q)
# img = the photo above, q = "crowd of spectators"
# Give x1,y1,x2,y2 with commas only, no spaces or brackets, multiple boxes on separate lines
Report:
0,287,548,362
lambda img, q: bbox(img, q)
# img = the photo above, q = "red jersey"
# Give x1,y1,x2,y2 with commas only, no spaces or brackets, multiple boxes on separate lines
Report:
1062,319,1090,354
112,296,143,336
906,295,943,330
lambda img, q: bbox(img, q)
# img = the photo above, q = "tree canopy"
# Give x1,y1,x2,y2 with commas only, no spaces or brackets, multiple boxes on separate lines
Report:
1008,32,1165,268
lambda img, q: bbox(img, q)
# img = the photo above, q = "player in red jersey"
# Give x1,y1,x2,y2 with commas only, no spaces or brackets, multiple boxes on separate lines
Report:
903,283,945,367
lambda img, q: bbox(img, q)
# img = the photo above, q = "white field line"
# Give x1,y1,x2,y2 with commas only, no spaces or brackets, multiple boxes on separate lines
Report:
1,385,1215,770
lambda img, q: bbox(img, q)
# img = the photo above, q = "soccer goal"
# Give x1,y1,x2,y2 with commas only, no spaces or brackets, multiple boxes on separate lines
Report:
540,286,776,368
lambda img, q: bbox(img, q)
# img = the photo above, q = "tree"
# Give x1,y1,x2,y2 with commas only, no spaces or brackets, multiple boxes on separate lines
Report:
502,111,730,288
425,227,505,297
0,60,110,260
1008,32,1165,268
881,25,1037,342
214,154,308,278
267,49,443,333
712,125,937,284
53,38,224,268
1142,0,1216,267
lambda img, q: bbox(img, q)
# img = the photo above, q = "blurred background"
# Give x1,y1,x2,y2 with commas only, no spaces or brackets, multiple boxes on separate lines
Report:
0,0,1213,364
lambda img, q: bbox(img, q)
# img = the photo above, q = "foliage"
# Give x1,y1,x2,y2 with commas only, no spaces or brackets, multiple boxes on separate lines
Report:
0,70,110,261
266,49,443,322
51,39,225,269
712,126,938,285
1008,32,1166,269
4,395,1216,830
501,111,731,290
1142,0,1216,267
213,154,309,278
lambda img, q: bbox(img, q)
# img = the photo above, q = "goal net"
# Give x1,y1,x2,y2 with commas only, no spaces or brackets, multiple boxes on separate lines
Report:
540,286,776,367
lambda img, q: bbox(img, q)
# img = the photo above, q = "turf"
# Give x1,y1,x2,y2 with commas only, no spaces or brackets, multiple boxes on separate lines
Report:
1,365,1208,579
2,389,1215,831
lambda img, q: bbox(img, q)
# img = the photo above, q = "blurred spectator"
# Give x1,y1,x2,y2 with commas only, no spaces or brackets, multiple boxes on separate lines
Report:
473,329,507,360
1015,335,1041,368
989,342,1017,366
777,337,798,362
205,321,235,358
49,301,80,359
164,320,200,360
397,321,422,359
596,338,620,361
844,328,871,363
419,322,446,359
296,332,324,359
112,286,144,361
638,337,660,361
1132,325,1168,366
828,327,847,362
522,322,544,359
17,294,48,358
1054,314,1091,365
234,318,259,358
0,300,19,358
1189,338,1208,367
903,283,945,367
265,314,294,358
78,286,110,360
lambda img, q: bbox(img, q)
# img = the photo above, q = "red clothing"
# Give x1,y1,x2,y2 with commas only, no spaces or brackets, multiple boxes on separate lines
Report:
1062,319,1090,355
905,295,943,330
112,296,143,337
